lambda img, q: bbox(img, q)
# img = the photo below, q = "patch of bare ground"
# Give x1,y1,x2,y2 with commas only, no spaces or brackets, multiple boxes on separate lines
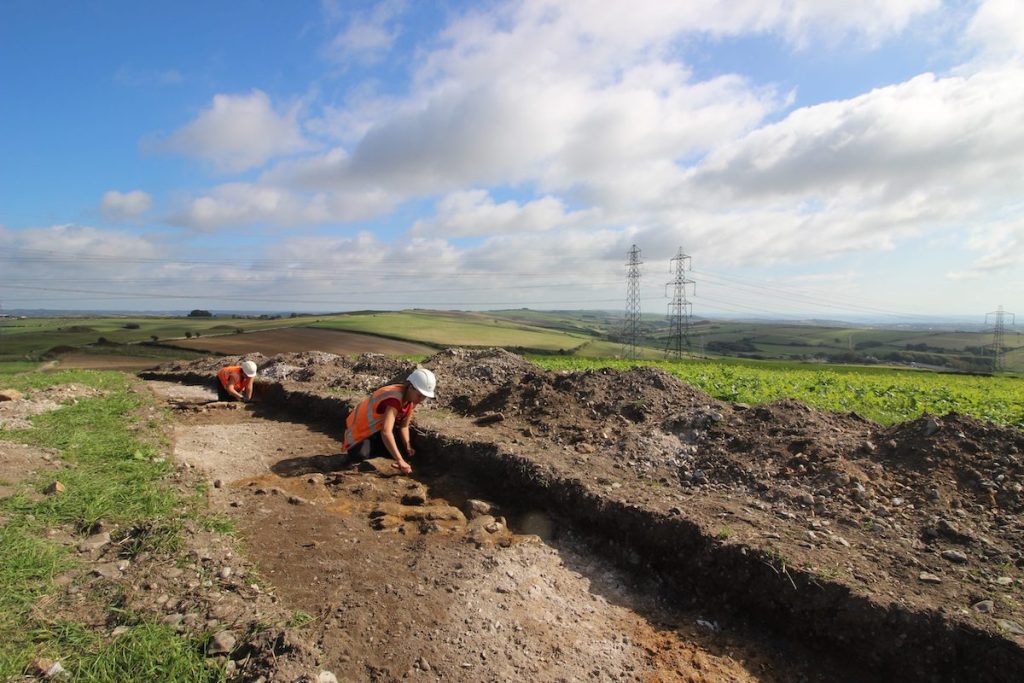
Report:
0,383,104,429
171,327,435,357
0,442,63,499
140,349,1024,681
154,383,859,682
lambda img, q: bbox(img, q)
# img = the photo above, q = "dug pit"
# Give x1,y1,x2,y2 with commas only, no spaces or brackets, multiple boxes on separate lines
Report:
143,349,1024,682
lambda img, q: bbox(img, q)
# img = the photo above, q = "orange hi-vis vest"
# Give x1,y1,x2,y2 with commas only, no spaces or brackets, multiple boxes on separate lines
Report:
217,366,251,392
343,384,411,451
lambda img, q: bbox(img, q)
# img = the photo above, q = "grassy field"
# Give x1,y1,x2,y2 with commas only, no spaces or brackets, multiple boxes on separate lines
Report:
310,310,594,353
2,309,1020,374
0,314,327,362
0,366,226,680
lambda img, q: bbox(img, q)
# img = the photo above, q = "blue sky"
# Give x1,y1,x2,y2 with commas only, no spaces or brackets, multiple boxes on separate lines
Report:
1,0,1023,321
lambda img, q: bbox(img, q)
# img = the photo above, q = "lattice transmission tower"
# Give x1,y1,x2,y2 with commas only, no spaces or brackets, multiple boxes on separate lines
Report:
664,247,695,360
621,244,643,359
985,305,1015,372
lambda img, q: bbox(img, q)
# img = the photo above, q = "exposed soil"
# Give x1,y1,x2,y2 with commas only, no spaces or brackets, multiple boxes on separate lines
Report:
0,383,104,429
154,382,861,682
139,348,1024,681
6,344,1022,680
171,327,435,357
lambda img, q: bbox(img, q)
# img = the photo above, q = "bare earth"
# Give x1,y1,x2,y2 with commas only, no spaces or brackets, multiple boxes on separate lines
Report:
6,345,1022,681
172,327,435,357
159,382,857,682
141,348,1024,681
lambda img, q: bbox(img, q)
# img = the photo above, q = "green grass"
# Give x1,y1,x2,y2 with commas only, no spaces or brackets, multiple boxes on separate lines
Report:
0,369,227,680
311,310,592,352
530,356,1024,428
0,314,327,361
41,622,222,683
0,360,41,375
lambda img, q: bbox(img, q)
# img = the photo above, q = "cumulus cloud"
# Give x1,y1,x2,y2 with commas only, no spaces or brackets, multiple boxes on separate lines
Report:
0,225,168,302
691,67,1024,201
965,0,1024,62
141,0,1022,300
278,0,938,208
166,182,396,231
158,0,945,235
0,224,160,259
100,190,153,220
158,90,312,173
411,190,598,237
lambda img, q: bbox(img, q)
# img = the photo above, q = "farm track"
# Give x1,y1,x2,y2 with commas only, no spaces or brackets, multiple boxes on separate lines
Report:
144,359,1024,682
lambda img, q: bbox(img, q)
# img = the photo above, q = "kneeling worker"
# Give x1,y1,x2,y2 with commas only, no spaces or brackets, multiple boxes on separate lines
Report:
217,360,258,402
343,368,436,475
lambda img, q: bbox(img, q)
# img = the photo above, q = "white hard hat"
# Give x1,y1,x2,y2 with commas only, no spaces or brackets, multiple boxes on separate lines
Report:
407,368,436,398
240,360,258,377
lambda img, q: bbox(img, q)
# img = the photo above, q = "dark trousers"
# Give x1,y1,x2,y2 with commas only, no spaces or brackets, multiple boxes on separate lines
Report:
349,431,390,459
215,381,237,402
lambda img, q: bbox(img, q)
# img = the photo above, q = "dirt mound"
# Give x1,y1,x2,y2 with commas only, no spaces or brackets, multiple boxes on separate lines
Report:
873,413,1024,512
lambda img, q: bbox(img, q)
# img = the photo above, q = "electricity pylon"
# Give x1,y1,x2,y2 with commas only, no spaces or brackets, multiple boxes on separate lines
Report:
621,245,643,359
985,305,1015,372
665,247,694,360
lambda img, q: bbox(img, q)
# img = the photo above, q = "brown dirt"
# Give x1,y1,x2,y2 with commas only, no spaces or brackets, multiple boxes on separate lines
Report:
135,349,1024,681
153,382,861,682
171,327,435,357
0,442,63,498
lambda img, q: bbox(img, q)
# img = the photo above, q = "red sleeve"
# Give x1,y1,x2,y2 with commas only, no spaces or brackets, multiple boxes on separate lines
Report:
375,397,402,417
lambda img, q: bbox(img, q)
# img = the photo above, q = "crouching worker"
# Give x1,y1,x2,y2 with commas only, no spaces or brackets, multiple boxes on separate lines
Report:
216,360,257,402
342,368,436,475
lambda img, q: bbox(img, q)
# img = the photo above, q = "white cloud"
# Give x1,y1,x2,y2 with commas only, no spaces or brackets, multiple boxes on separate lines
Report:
0,224,160,260
691,67,1024,201
965,0,1024,62
100,190,153,220
157,0,944,233
411,190,598,237
158,91,312,173
322,0,407,64
167,182,395,231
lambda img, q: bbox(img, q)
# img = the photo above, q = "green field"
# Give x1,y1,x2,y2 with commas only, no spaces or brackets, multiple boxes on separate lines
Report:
2,309,1020,374
309,310,594,353
0,314,326,362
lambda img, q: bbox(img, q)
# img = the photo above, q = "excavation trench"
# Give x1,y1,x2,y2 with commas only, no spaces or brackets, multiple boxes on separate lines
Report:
147,372,1023,682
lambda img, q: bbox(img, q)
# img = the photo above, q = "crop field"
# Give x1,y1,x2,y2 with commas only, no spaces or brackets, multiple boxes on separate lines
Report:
531,356,1024,428
310,310,592,352
0,314,326,362
173,326,434,356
